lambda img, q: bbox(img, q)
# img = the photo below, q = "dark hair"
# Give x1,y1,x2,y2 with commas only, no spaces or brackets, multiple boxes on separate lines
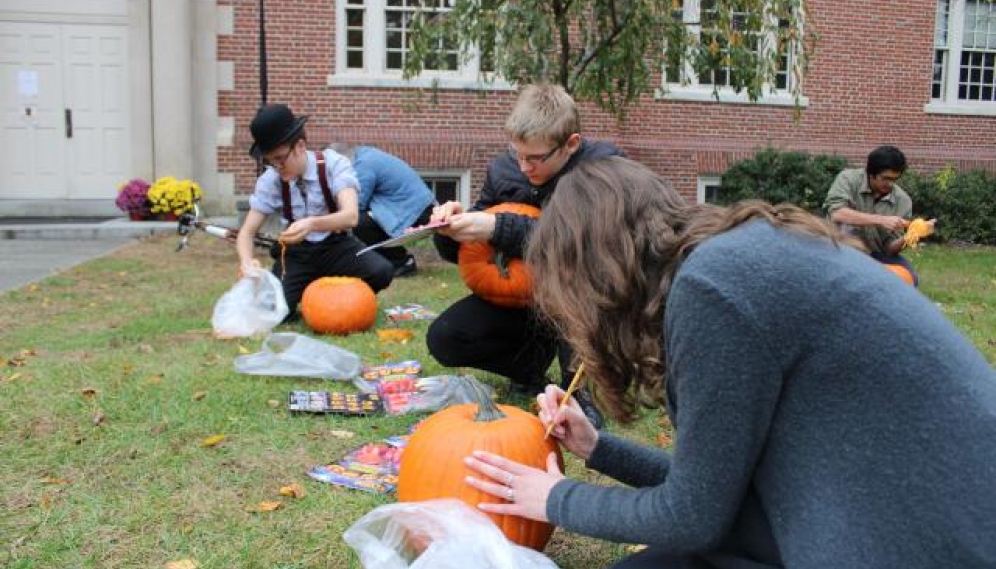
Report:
866,145,906,177
526,157,857,422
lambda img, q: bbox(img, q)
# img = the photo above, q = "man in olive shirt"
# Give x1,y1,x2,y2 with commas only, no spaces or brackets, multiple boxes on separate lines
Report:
824,145,934,286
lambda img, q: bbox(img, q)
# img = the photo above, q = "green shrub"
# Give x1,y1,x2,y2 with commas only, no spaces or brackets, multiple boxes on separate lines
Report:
718,148,996,244
717,147,848,213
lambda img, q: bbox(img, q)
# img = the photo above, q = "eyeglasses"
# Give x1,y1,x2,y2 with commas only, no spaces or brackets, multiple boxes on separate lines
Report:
263,145,296,168
508,141,565,166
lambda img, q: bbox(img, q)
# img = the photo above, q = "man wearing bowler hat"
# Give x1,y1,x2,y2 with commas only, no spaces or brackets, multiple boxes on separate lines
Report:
236,103,394,318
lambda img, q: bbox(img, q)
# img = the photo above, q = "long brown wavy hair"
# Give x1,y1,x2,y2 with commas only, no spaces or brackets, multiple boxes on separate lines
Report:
525,156,861,422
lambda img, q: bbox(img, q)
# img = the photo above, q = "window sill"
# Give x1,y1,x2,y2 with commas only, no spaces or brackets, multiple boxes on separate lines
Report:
923,101,996,116
327,73,514,91
655,86,808,108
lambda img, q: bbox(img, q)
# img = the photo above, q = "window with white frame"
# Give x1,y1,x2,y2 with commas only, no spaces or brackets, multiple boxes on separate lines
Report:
697,175,723,204
420,171,471,208
932,0,996,106
662,0,800,105
333,0,498,89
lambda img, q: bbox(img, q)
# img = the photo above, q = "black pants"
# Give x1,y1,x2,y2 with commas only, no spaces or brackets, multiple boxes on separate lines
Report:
353,205,433,266
609,550,779,569
426,293,575,390
270,232,393,314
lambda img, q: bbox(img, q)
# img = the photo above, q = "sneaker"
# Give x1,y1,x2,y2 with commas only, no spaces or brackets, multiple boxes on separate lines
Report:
572,388,604,429
393,255,417,278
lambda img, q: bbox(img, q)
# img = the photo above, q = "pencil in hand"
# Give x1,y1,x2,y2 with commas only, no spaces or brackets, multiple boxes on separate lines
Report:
544,363,585,439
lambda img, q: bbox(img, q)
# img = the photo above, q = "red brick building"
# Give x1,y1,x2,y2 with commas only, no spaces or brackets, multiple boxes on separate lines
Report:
217,0,995,209
1,1,992,216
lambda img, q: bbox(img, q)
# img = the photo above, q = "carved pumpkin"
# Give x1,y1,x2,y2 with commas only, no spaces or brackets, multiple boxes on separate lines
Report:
458,202,541,307
397,384,562,551
300,276,377,334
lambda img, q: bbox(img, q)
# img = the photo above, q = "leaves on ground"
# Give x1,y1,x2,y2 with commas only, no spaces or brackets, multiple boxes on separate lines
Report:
279,483,305,498
376,328,415,343
246,500,283,513
200,434,226,448
192,391,207,401
165,560,199,569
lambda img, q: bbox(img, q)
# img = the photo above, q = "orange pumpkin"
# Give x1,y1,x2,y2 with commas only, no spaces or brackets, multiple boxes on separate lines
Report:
458,203,541,307
300,276,377,334
883,264,915,286
397,385,562,551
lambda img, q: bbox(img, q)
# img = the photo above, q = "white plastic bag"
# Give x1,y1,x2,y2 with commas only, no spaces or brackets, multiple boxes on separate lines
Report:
233,332,360,380
211,268,288,338
343,499,559,569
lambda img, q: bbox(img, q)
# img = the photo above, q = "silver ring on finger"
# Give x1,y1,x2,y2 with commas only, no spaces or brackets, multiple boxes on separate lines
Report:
506,487,514,502
506,472,515,486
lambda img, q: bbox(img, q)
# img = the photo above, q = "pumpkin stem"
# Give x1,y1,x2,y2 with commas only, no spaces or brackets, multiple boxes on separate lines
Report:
492,251,511,279
471,379,507,422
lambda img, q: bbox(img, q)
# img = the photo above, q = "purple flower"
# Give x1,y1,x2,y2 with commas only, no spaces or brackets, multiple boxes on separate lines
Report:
115,179,151,215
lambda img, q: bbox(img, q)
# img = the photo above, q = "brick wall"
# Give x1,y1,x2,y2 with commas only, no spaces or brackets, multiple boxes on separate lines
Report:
218,0,996,203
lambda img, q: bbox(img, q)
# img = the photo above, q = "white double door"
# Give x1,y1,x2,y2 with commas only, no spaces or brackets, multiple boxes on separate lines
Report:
0,21,130,201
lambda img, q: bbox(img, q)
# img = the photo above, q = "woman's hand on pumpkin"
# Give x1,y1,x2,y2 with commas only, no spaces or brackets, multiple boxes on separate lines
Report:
463,450,562,522
439,212,496,242
538,385,599,461
431,201,464,224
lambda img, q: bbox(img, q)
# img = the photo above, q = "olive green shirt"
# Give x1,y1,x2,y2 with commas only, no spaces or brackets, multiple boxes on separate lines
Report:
824,168,912,254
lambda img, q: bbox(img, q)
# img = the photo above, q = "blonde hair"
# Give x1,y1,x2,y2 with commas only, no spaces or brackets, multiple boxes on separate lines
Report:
503,84,580,146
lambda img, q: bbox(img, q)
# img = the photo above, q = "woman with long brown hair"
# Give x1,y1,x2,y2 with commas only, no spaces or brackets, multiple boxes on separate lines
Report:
462,156,996,568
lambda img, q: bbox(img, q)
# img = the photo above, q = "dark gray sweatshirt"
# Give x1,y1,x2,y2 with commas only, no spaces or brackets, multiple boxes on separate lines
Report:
547,221,996,568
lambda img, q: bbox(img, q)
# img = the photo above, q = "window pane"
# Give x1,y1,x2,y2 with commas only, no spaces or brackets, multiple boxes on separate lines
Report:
347,50,364,69
348,29,364,48
423,178,459,203
935,0,950,47
347,8,364,27
386,30,402,49
387,51,402,69
963,0,996,49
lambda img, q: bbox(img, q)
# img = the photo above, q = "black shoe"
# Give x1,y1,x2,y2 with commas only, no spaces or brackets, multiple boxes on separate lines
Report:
393,255,417,278
572,388,604,429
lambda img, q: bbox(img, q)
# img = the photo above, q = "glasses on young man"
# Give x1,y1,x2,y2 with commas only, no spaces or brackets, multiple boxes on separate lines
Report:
508,140,565,166
263,143,297,168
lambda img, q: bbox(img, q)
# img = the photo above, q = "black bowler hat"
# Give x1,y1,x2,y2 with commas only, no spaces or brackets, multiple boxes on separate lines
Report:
249,104,309,158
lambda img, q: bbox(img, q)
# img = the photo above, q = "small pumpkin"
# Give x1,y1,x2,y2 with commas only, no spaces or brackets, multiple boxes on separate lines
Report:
300,276,377,334
397,383,562,551
884,263,915,286
458,202,541,308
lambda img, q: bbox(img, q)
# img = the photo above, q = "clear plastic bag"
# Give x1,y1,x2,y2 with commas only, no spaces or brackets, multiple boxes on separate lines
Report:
343,499,559,569
404,375,493,414
211,268,288,338
233,332,360,381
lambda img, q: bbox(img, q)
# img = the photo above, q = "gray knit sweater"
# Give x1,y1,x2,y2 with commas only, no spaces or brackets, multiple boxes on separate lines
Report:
546,221,996,568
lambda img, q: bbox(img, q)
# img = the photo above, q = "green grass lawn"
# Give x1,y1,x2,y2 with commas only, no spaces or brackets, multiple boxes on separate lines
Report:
1,237,992,569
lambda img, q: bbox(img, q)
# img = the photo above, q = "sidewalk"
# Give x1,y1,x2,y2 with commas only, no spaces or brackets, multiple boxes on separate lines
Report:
0,217,236,294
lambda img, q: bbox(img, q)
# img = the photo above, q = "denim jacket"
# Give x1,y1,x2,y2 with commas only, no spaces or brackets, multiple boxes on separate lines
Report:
353,146,435,238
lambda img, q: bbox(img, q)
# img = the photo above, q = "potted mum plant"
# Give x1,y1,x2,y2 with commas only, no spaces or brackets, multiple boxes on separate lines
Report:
115,178,152,220
147,177,203,220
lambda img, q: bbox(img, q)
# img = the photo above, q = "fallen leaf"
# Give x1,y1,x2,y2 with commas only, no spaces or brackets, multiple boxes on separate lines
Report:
6,372,23,382
138,344,154,354
150,423,168,435
329,430,355,439
246,500,283,513
279,483,305,499
237,345,250,355
29,284,39,292
266,399,280,408
93,411,106,426
192,391,207,401
376,329,415,343
657,415,672,429
8,358,26,367
20,349,37,357
40,492,52,509
625,544,647,553
42,477,71,485
165,560,200,569
656,432,672,448
122,363,134,373
81,387,98,400
147,375,164,385
201,434,226,448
